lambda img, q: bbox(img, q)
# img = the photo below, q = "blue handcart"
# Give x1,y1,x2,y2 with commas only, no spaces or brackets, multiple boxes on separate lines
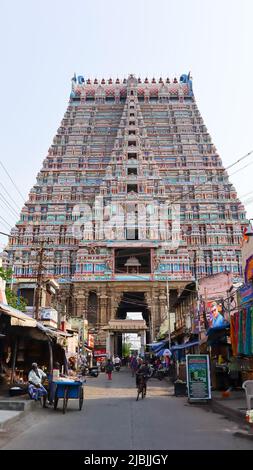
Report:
52,380,84,414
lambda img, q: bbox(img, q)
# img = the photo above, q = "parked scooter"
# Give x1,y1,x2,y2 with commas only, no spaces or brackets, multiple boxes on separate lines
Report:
154,367,170,381
147,364,155,378
82,366,99,377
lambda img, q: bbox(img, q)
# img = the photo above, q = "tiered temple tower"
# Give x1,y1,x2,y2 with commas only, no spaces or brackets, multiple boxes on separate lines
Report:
7,73,247,346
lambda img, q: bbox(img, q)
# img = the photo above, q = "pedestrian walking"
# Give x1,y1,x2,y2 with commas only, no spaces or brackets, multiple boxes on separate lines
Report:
130,354,138,377
105,358,113,380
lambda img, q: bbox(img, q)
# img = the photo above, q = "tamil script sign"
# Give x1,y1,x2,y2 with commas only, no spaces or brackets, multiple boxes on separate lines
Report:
186,354,211,401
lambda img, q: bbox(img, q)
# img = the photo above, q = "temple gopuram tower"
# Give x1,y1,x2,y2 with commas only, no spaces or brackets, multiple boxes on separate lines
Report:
6,73,247,350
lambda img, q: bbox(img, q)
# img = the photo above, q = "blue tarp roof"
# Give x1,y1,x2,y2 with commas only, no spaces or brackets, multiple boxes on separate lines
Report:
171,340,199,351
156,348,172,357
147,340,168,352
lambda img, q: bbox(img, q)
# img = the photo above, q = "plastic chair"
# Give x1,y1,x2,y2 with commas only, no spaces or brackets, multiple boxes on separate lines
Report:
242,380,253,410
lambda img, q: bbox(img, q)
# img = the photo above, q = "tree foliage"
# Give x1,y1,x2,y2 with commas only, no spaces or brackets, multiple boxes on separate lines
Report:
0,267,12,281
122,342,132,357
5,288,27,312
0,267,27,312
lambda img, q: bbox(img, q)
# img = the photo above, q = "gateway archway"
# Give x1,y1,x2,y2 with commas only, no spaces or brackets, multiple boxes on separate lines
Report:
103,319,148,358
115,292,151,356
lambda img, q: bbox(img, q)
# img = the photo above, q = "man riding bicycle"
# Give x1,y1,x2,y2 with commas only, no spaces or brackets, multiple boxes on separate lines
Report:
135,360,150,392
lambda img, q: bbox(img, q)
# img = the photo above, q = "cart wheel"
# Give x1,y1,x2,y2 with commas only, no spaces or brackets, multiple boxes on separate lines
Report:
79,387,84,411
54,397,58,410
63,388,68,414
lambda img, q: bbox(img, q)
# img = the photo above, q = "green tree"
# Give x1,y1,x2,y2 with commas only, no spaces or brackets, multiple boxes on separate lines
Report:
0,267,27,312
5,288,27,312
0,267,12,281
122,342,132,357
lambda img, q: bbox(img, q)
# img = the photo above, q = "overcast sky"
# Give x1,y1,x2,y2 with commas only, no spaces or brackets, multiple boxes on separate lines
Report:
0,0,252,248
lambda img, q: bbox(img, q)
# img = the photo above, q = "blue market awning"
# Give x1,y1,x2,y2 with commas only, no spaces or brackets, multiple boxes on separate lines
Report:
156,348,172,357
147,340,168,352
171,340,199,351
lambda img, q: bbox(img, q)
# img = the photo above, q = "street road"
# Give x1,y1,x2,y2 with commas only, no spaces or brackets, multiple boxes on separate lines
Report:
0,368,252,450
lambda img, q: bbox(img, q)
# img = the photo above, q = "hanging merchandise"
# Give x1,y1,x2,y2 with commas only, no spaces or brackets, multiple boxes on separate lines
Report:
237,307,253,356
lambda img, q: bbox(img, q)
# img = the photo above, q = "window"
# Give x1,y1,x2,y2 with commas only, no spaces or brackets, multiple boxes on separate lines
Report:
127,184,138,193
128,168,137,175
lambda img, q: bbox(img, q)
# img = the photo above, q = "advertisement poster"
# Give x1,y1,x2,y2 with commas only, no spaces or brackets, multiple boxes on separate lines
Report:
205,301,229,328
186,354,211,401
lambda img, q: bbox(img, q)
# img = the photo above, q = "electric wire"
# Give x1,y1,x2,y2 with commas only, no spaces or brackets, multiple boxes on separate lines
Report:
0,216,12,228
0,181,21,211
0,160,26,201
167,149,253,207
228,159,253,177
0,193,20,218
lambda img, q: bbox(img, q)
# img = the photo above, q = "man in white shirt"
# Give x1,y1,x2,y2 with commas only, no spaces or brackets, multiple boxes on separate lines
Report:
114,356,121,364
28,363,48,407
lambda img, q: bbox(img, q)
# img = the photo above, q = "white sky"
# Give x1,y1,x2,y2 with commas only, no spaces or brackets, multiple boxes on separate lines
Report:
0,0,253,248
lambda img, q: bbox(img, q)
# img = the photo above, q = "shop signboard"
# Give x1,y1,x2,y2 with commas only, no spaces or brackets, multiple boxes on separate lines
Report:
94,348,106,357
186,354,211,401
88,333,94,349
198,272,232,300
70,318,88,342
40,308,58,323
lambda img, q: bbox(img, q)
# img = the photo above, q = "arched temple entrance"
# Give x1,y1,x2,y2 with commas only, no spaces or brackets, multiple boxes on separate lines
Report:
103,319,148,358
105,292,151,357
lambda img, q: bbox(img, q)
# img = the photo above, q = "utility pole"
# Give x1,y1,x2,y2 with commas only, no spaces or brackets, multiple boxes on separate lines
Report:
33,238,52,320
34,241,45,320
166,277,171,349
195,278,201,353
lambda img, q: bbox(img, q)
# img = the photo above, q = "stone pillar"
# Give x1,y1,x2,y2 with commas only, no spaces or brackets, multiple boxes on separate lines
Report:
106,332,114,358
76,295,86,318
111,292,122,320
98,289,108,326
159,292,167,324
140,330,146,355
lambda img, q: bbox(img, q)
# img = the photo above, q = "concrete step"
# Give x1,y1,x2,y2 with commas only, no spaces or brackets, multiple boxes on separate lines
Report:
0,399,36,412
0,410,22,432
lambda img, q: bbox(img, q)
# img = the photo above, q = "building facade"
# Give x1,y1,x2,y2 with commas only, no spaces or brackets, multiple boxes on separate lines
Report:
6,73,247,349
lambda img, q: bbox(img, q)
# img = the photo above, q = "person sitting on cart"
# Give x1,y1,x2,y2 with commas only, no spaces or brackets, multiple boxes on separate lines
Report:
28,363,48,407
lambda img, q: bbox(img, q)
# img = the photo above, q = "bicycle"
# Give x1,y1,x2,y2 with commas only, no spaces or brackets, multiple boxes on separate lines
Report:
136,374,147,401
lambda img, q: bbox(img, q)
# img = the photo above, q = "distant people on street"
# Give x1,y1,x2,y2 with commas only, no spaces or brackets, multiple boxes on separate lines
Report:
105,358,114,380
113,355,121,366
28,362,48,407
130,354,138,377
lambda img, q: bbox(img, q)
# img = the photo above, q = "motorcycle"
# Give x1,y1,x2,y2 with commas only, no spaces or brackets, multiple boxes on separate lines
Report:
147,365,155,378
81,366,99,377
154,367,170,381
114,364,121,372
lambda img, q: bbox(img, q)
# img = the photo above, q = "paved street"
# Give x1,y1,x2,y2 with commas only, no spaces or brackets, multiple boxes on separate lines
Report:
0,368,252,450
